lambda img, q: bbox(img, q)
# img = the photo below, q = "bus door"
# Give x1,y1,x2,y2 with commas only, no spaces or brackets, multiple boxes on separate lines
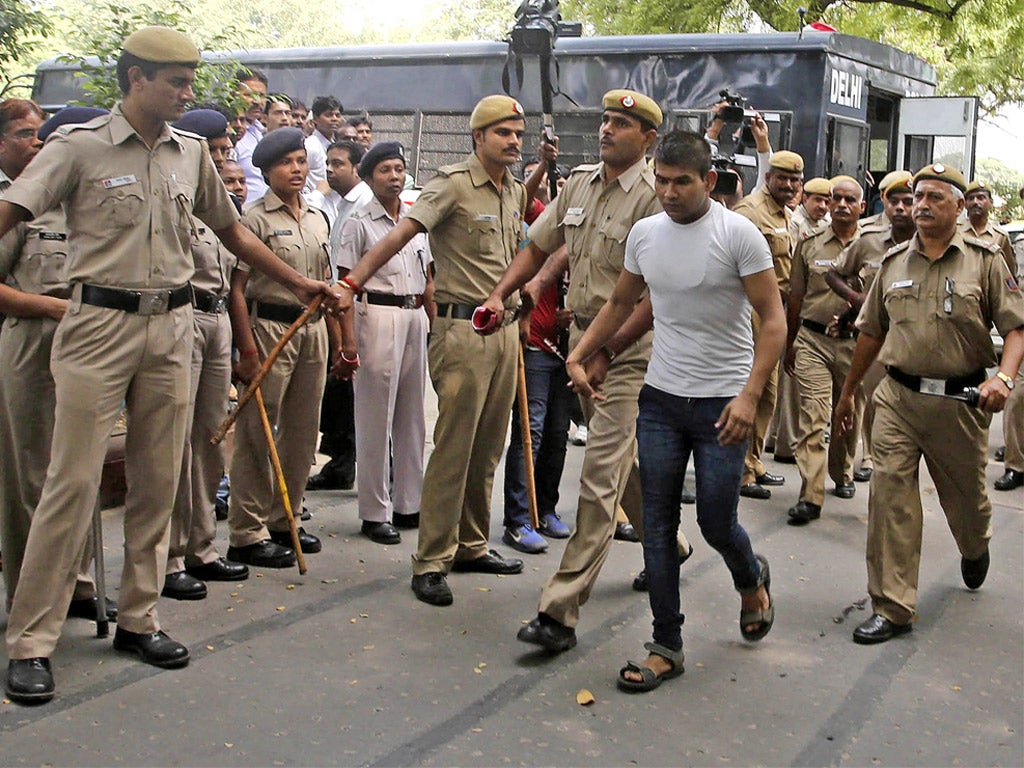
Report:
895,96,978,178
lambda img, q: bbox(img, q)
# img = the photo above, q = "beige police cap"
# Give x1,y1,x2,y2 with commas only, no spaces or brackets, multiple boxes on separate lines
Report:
912,163,966,193
830,174,859,189
803,177,832,196
965,179,992,196
469,95,525,130
878,170,912,196
602,90,663,129
122,26,200,64
769,150,804,173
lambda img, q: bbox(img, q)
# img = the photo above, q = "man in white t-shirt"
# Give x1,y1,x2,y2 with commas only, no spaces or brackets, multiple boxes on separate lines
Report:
566,131,785,692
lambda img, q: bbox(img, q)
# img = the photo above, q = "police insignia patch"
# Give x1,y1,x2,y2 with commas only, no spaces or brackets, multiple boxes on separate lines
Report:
621,95,635,108
1007,276,1020,292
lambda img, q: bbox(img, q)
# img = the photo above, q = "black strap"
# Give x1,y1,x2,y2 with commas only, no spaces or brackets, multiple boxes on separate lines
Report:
80,284,191,313
365,292,424,309
887,366,986,395
253,301,308,324
435,302,476,320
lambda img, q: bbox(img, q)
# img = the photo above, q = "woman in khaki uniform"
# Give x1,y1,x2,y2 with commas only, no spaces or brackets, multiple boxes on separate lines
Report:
227,127,335,568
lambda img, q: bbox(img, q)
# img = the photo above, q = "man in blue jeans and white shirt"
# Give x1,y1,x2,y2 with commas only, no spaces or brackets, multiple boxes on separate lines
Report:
567,131,785,691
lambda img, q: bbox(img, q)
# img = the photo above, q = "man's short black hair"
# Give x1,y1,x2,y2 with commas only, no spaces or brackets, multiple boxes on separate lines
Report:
347,114,372,128
312,96,343,117
267,93,293,108
291,98,307,112
234,67,268,86
653,131,713,178
327,140,365,165
116,52,194,95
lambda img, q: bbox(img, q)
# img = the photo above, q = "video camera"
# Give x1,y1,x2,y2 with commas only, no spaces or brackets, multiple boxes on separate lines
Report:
509,0,581,56
716,88,760,147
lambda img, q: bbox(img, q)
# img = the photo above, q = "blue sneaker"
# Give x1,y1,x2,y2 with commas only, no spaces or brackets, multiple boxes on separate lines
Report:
538,512,570,539
502,524,548,554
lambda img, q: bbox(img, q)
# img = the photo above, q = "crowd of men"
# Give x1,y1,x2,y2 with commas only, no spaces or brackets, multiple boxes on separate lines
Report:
0,25,1020,705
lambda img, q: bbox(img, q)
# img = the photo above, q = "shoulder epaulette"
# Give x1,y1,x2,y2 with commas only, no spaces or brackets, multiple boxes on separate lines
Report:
882,241,911,261
571,163,600,175
963,233,1001,255
437,160,471,177
169,126,204,142
54,113,111,137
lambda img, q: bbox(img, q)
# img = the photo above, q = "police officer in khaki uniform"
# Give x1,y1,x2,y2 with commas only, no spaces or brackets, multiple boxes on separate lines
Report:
732,150,804,499
788,176,831,242
827,170,915,483
0,104,111,620
835,163,1024,645
332,96,528,606
482,90,673,651
784,175,865,525
227,127,333,568
162,109,250,601
960,179,1017,276
0,28,334,705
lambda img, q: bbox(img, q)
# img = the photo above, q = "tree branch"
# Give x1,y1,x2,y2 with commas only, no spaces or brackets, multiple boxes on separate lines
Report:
844,0,978,23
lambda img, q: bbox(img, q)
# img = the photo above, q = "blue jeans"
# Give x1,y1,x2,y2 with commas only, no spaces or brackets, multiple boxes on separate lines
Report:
636,384,761,651
503,348,571,527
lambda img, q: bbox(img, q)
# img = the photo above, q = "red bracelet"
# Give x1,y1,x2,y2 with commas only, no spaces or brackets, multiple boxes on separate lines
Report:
239,348,259,357
339,276,361,295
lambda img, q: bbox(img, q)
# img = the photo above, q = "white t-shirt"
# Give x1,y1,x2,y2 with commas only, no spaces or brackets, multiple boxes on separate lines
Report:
624,201,773,398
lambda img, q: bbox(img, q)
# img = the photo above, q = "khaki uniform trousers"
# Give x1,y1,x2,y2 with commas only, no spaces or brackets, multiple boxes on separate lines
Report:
857,360,886,471
414,317,517,574
0,316,96,612
769,361,799,458
536,328,650,628
168,310,232,572
742,312,779,484
353,302,428,522
228,318,327,547
1002,370,1024,473
867,376,993,624
7,301,193,659
793,326,862,506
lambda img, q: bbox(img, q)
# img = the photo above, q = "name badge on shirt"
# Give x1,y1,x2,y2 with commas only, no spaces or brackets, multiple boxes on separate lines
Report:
273,229,293,236
38,232,67,241
774,227,788,234
890,279,914,290
814,260,833,267
567,207,585,216
474,215,498,222
102,175,137,189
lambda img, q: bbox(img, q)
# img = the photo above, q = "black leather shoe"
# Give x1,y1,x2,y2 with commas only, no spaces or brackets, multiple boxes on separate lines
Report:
852,613,912,644
994,470,1023,491
756,472,785,486
411,572,453,606
226,540,297,569
961,548,990,590
680,486,696,505
6,658,54,704
161,571,207,601
393,512,420,529
305,472,353,491
787,500,821,526
995,446,1006,462
516,615,577,652
451,549,524,574
853,467,873,482
186,557,249,581
613,521,640,542
740,483,771,500
632,569,648,592
362,520,401,545
113,627,189,668
834,482,856,499
67,595,118,622
773,453,797,465
269,527,321,553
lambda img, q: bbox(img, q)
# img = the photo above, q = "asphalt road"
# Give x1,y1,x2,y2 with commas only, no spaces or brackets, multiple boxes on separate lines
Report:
0,414,1020,767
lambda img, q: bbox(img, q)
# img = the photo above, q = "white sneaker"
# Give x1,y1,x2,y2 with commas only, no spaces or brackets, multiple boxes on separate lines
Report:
570,425,588,446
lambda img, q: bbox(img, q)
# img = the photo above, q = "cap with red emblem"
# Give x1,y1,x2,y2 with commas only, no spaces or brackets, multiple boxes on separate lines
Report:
912,163,967,193
602,89,662,129
469,95,526,130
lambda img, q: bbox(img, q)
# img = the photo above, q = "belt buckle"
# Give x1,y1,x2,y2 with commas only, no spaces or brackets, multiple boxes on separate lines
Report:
401,295,418,310
920,377,946,396
138,291,170,315
213,295,228,313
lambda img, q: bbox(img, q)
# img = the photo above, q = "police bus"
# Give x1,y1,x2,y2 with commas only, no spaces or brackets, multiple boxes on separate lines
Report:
31,31,977,195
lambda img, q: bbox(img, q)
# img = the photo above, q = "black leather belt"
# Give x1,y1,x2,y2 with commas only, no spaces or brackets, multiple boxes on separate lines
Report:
192,287,228,314
887,366,986,395
252,301,311,324
365,292,424,310
801,318,856,339
435,302,476,320
81,284,191,315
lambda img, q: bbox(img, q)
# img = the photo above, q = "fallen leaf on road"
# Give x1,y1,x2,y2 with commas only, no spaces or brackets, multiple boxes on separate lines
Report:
576,689,595,706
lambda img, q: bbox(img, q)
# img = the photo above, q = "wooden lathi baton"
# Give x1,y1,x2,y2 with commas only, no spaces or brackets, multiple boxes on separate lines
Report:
211,294,324,445
516,342,540,529
254,386,307,575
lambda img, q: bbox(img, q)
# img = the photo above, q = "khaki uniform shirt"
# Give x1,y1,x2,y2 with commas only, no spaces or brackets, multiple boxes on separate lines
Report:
0,207,71,299
959,218,1017,277
790,204,828,244
407,153,526,306
857,231,1024,377
337,196,431,295
190,222,236,297
832,218,896,294
792,226,860,325
527,156,659,318
238,190,330,306
733,185,793,293
3,104,238,289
